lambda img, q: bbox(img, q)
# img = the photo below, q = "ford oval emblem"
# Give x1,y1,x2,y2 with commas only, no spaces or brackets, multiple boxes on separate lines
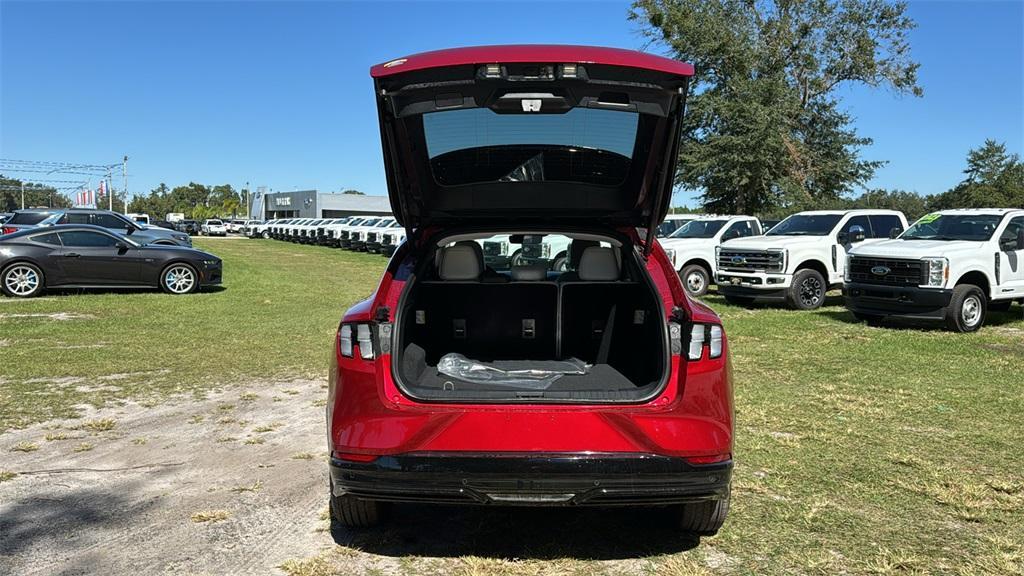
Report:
871,266,891,276
731,255,746,265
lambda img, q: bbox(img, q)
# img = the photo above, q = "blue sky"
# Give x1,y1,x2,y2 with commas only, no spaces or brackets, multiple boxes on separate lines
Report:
1,0,1021,210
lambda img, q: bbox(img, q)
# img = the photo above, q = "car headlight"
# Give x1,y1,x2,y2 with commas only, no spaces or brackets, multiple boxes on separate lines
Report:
844,254,852,282
203,259,219,266
920,257,948,288
665,248,677,266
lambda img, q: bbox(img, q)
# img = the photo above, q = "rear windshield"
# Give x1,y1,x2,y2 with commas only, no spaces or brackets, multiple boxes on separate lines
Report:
423,107,638,187
9,211,54,225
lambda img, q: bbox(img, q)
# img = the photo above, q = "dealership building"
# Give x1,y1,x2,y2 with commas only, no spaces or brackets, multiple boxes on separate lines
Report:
259,190,392,220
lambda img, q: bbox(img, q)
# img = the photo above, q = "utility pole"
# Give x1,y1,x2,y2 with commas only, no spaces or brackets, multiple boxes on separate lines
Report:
245,181,250,219
122,156,129,212
107,168,113,211
20,181,25,209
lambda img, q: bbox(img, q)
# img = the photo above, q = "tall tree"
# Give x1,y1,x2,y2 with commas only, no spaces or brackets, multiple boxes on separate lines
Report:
630,0,922,213
930,140,1024,209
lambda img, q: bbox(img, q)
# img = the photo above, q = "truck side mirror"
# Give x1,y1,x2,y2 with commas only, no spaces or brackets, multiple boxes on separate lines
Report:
889,227,902,239
849,225,866,243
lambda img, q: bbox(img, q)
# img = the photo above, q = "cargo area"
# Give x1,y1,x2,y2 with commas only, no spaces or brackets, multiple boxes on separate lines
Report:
392,236,668,402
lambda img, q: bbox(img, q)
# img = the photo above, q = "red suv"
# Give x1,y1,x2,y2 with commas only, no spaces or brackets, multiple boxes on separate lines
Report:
328,46,733,536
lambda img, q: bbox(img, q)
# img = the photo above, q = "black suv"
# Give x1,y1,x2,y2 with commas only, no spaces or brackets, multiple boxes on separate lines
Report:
2,209,191,246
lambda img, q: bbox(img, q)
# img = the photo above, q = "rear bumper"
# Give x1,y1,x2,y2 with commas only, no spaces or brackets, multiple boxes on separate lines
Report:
844,283,953,320
330,453,731,506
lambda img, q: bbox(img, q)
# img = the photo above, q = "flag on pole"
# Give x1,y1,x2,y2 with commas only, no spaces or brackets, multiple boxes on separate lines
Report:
97,180,107,208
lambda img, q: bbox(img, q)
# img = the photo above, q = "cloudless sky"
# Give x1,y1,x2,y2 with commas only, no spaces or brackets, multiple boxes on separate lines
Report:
1,0,1021,210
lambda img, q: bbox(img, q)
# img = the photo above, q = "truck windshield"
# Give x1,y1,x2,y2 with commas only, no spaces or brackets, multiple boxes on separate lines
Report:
766,214,842,236
669,220,727,239
902,214,1003,241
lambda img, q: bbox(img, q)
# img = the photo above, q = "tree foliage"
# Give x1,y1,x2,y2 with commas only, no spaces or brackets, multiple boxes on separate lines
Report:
128,182,244,219
630,0,922,213
1,176,72,211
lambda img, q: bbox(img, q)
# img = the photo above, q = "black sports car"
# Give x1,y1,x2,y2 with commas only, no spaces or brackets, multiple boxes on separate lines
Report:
0,224,222,298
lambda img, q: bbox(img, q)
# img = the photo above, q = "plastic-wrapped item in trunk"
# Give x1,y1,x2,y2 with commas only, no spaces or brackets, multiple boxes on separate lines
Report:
437,353,589,390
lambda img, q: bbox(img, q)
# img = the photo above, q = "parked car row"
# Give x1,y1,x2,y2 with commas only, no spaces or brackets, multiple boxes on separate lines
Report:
0,224,222,298
248,215,407,256
661,207,1024,332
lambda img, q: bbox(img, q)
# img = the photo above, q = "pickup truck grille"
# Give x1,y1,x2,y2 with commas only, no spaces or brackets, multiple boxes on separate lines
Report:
339,230,350,240
718,249,784,272
848,257,923,286
381,235,393,246
366,232,378,243
482,241,504,256
522,244,543,259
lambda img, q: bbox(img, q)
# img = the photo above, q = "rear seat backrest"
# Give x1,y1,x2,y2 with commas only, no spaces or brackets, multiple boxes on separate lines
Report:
577,246,620,281
438,241,484,281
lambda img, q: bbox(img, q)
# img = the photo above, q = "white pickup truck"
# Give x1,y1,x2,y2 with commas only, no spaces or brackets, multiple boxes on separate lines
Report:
716,209,909,309
845,209,1024,332
661,215,762,296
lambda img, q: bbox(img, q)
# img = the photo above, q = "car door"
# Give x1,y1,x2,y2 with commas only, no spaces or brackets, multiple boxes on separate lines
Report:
55,230,141,285
835,215,873,281
997,216,1024,296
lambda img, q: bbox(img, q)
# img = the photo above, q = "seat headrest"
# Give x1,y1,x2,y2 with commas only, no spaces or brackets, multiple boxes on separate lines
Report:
578,246,620,281
510,264,547,281
438,241,483,281
568,239,600,270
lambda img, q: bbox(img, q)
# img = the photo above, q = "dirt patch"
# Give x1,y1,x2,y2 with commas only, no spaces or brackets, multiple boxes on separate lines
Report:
0,312,96,321
0,378,330,575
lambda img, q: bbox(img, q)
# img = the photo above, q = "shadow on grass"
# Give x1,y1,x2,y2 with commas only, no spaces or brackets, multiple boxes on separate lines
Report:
703,290,845,309
817,305,1024,331
332,504,700,560
46,285,226,297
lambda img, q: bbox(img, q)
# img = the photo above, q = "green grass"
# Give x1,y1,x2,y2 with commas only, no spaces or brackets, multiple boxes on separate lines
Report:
0,238,386,429
4,238,1024,573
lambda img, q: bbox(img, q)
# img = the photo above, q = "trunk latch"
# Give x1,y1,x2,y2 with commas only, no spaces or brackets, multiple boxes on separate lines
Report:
522,319,536,339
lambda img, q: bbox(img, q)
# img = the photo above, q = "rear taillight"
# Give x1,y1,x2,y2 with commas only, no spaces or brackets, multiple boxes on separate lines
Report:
339,322,375,360
687,323,724,361
1,227,16,235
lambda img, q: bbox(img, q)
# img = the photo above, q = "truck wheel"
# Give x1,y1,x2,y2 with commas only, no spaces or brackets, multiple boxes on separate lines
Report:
787,269,826,310
330,493,383,528
945,284,986,332
677,491,729,536
261,231,270,239
680,264,710,297
988,300,1012,312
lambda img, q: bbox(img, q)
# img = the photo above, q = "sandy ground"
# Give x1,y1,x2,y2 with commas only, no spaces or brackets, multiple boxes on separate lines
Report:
0,379,333,576
1,378,716,576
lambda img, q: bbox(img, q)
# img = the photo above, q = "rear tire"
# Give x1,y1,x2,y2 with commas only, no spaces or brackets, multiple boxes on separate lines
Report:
680,264,710,297
677,492,730,536
787,269,826,310
1,262,45,298
330,493,383,528
945,284,986,332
